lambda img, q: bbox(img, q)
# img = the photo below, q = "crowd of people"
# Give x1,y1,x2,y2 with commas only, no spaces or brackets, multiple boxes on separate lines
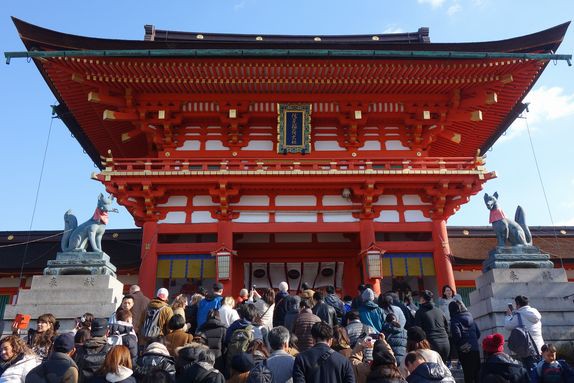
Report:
0,282,572,383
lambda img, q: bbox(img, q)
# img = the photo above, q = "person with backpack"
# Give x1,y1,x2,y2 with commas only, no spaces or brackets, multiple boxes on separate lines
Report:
195,310,226,372
128,286,150,335
26,333,79,383
381,313,407,366
311,292,338,327
107,309,138,365
197,283,225,331
75,318,111,383
533,343,574,383
479,333,530,383
293,322,356,383
133,342,176,383
449,301,480,383
224,304,259,378
324,285,346,323
505,295,544,370
176,347,224,383
257,326,294,383
378,295,406,329
139,288,173,345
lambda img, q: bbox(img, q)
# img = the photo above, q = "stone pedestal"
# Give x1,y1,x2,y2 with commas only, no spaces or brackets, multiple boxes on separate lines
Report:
3,275,123,333
482,246,554,272
44,251,117,277
469,268,574,352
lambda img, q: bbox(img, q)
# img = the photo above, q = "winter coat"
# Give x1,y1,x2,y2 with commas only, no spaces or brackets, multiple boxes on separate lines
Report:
293,309,322,352
184,302,199,334
293,342,356,383
312,302,338,327
381,323,407,364
504,305,544,353
138,299,173,340
366,365,407,383
217,304,239,328
75,336,111,383
399,349,447,379
130,290,150,334
88,366,136,383
133,345,176,382
479,352,530,383
273,291,290,327
450,311,480,352
381,305,407,330
197,295,223,330
25,351,78,383
406,362,455,383
196,317,226,370
325,293,346,319
176,362,225,383
346,320,376,348
107,321,138,363
359,301,385,333
1,354,41,383
253,300,274,330
163,329,194,358
414,302,450,351
437,294,462,323
283,295,301,333
266,350,295,383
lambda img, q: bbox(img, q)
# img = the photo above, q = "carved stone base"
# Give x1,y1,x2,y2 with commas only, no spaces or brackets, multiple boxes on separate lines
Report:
44,251,117,277
482,246,554,272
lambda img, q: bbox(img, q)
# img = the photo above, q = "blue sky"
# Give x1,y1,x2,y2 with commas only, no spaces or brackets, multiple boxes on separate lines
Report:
1,0,573,231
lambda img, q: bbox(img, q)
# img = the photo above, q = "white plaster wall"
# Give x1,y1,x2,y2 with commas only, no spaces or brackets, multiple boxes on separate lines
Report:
404,210,431,222
275,212,317,222
191,211,217,223
358,141,382,151
176,140,201,151
241,140,274,151
233,212,270,223
205,140,226,150
234,196,270,206
158,211,187,224
193,196,218,206
276,196,317,206
385,140,409,150
322,212,359,222
374,195,398,205
314,141,345,151
402,195,430,205
375,211,400,222
322,195,354,206
157,196,188,207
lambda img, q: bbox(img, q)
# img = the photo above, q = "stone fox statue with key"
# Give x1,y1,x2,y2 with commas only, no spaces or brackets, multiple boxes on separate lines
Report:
484,192,532,247
61,193,118,253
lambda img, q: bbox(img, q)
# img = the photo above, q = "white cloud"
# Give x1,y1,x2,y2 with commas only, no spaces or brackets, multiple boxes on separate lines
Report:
447,3,462,15
383,25,405,34
417,0,446,8
498,86,574,143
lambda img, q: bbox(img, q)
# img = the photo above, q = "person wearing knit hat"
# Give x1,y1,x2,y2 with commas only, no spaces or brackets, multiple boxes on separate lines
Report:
479,333,530,382
414,290,450,362
134,342,177,381
26,333,79,383
358,288,385,332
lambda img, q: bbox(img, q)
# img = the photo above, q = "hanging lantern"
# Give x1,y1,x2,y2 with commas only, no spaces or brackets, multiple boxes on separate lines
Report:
360,243,385,279
211,246,236,281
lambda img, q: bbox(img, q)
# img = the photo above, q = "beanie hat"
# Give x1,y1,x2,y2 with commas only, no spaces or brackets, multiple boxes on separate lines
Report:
482,333,505,354
156,287,169,301
231,353,254,373
421,290,434,301
361,288,375,302
278,281,289,292
145,342,170,357
53,333,75,353
407,326,427,343
90,318,108,337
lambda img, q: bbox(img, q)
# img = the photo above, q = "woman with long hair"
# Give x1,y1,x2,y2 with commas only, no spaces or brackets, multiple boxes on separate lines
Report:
331,326,352,358
92,345,135,383
0,335,41,382
171,294,188,320
367,342,406,383
253,288,275,331
27,313,57,360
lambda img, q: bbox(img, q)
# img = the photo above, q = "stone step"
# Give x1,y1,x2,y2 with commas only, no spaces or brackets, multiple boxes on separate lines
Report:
29,275,123,290
15,289,120,305
470,297,574,318
469,282,574,305
476,269,567,287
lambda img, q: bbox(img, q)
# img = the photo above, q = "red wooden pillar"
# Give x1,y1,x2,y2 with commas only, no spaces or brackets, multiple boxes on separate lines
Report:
432,218,456,291
217,220,234,294
359,218,381,296
139,221,158,298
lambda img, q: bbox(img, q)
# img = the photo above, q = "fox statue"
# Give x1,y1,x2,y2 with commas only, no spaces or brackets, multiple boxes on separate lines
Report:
484,192,532,247
61,193,118,253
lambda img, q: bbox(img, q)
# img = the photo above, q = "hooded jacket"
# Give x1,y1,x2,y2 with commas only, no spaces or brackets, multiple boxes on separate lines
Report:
176,362,225,383
414,302,449,346
283,295,301,333
450,310,480,352
312,301,338,327
359,301,385,333
89,365,136,383
107,321,138,362
504,305,544,353
381,323,407,364
293,309,321,352
133,343,176,381
25,351,78,383
1,353,41,383
196,316,226,369
164,328,194,358
273,290,290,327
479,352,530,383
325,293,346,318
138,298,173,340
406,362,455,383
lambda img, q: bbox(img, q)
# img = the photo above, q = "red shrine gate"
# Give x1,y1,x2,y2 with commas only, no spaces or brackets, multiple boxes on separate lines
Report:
10,18,569,297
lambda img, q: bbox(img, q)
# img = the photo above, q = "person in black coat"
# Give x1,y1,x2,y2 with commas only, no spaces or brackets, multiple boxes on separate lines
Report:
449,301,480,383
479,333,530,383
381,313,407,365
107,309,138,365
414,290,450,361
293,322,355,383
133,342,176,382
176,347,224,383
404,351,455,383
311,292,338,327
195,309,226,371
273,281,290,327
